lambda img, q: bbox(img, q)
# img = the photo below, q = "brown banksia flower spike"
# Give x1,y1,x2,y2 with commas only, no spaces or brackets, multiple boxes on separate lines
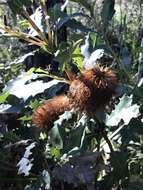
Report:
32,64,117,128
32,95,70,129
80,64,117,91
68,64,117,114
68,79,91,111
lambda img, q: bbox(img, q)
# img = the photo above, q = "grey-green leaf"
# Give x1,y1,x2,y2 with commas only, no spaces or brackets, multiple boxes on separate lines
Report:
7,0,33,15
101,0,115,31
3,72,61,101
49,126,63,149
105,94,140,126
41,170,51,190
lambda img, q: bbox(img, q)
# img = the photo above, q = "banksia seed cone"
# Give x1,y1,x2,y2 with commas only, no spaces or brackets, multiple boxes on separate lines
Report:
32,95,70,129
32,64,117,129
68,64,117,114
80,64,117,91
68,79,91,112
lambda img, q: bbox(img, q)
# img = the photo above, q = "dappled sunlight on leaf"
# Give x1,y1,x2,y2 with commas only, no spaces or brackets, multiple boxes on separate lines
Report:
3,72,62,101
105,94,140,126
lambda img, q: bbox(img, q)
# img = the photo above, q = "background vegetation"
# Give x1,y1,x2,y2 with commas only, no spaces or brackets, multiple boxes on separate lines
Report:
0,0,143,189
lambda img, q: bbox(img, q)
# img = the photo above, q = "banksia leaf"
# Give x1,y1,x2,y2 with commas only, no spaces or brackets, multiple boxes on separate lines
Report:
105,94,140,126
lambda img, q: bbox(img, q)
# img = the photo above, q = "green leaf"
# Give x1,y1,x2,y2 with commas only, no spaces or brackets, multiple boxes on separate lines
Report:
3,72,61,101
108,151,129,187
105,94,140,126
120,118,143,145
89,32,97,49
7,0,33,15
7,0,23,15
18,19,31,29
50,110,74,149
55,42,71,64
51,147,61,159
68,126,86,150
18,116,32,121
0,92,9,104
21,0,33,7
72,47,84,70
101,0,115,31
30,99,42,111
64,114,87,153
55,39,83,66
2,131,21,142
49,126,63,149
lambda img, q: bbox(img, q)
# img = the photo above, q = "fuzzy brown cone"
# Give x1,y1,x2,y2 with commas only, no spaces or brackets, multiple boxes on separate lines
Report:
32,64,117,128
68,79,91,112
32,95,70,129
68,64,117,114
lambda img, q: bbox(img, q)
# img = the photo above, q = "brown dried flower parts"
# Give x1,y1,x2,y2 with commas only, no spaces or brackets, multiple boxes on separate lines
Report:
69,64,117,114
32,64,117,129
32,95,70,129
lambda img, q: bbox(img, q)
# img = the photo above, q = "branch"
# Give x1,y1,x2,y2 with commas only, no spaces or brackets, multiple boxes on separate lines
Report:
102,131,114,153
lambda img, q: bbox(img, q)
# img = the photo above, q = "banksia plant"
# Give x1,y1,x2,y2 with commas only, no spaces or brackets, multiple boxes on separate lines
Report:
32,95,70,129
68,64,117,115
32,64,117,129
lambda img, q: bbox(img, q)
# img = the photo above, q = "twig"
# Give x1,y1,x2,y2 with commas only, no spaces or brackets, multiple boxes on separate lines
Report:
93,117,114,153
0,25,46,46
21,9,49,44
102,131,114,153
34,69,71,84
40,0,53,46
